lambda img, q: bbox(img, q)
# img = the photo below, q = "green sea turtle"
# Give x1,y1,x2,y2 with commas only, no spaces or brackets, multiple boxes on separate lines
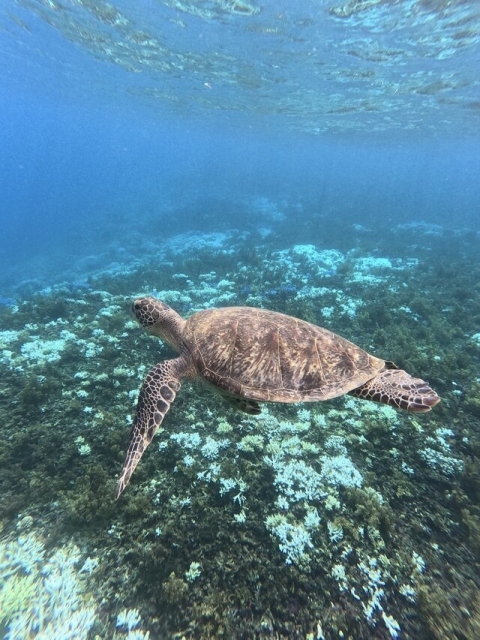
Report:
115,297,440,498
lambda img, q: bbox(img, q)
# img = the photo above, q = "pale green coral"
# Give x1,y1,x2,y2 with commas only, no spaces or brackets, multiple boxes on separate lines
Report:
0,573,37,626
237,434,264,452
0,532,97,638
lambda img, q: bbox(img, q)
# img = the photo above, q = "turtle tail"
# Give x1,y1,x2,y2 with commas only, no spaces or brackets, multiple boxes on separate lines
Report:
115,359,181,499
349,368,440,413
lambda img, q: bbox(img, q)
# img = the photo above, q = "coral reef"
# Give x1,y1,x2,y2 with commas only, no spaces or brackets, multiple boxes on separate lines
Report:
0,221,478,638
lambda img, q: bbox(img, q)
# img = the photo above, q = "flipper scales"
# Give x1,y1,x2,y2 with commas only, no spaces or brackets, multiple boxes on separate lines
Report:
115,359,181,499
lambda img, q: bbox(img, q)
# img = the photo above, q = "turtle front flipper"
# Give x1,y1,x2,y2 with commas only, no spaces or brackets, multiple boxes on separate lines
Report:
115,359,181,499
349,368,440,412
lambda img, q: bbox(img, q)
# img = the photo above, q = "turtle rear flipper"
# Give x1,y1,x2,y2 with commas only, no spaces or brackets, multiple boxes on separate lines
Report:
115,359,182,499
349,368,440,413
222,394,261,415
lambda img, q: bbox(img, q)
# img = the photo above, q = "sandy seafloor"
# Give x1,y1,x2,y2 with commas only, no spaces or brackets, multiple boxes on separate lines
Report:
0,204,479,639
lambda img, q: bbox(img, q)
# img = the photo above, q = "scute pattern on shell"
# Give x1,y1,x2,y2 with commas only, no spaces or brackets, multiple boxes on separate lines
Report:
184,307,385,402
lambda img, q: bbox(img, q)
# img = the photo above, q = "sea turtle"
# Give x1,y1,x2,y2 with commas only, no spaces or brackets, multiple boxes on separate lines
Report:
115,297,440,498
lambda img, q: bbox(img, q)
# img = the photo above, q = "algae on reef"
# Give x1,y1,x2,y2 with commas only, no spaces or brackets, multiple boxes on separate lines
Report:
0,227,478,638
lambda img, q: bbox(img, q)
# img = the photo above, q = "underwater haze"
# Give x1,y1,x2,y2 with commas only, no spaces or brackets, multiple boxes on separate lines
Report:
1,1,480,638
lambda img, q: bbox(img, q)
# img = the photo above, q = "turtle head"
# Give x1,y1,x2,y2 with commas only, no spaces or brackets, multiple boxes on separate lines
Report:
132,297,184,351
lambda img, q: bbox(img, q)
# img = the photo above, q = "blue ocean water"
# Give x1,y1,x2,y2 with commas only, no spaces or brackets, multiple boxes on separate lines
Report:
1,0,479,295
1,1,480,638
